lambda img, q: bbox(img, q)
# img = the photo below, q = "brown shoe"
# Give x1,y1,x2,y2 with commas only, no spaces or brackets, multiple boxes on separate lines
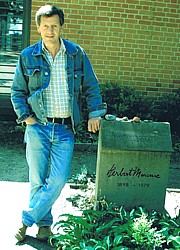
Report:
15,223,27,242
36,226,52,241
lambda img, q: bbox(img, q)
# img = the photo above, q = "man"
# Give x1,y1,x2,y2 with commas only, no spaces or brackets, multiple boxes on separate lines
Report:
11,5,106,241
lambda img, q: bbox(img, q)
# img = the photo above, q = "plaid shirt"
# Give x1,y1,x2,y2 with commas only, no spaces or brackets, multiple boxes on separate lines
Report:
42,38,71,118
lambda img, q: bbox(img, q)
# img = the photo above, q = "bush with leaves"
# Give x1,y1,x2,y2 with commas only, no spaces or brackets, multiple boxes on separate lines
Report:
100,83,155,120
49,201,180,250
152,88,180,136
76,83,180,143
131,213,165,249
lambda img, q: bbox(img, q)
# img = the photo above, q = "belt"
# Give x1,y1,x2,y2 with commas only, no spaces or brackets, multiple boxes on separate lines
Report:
47,117,71,125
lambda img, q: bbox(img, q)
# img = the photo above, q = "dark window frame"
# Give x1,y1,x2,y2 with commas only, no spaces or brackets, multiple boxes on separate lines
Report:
22,0,31,49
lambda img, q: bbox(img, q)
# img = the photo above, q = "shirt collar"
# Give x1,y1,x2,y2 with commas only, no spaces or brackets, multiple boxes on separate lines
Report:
42,37,66,55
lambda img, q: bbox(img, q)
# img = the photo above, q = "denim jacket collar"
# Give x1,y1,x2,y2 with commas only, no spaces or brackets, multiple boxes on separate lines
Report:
31,38,78,57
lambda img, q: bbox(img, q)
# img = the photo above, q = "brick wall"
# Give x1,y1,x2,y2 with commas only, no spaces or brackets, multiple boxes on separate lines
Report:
30,0,180,97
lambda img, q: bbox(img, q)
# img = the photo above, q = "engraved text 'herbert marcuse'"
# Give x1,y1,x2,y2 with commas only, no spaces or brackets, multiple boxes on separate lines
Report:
106,164,160,179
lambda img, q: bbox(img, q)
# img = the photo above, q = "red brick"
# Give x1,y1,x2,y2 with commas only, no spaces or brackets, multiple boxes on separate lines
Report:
30,0,179,97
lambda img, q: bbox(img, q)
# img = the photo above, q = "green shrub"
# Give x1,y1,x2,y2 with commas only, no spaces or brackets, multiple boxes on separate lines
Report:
49,204,180,249
131,212,165,249
100,83,154,120
76,83,180,144
152,88,180,136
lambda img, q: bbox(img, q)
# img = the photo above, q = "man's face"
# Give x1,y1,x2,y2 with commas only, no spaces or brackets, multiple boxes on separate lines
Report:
37,14,63,46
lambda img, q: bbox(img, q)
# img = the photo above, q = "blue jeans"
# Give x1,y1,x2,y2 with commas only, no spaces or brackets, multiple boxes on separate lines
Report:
22,122,74,227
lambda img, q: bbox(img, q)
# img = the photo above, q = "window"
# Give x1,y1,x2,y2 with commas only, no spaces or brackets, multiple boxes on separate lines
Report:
0,0,31,118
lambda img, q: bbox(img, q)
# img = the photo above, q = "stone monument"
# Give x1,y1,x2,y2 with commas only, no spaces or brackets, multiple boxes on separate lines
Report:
95,118,172,211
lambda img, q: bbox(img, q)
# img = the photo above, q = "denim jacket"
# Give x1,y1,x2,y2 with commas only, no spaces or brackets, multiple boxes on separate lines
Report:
11,39,107,132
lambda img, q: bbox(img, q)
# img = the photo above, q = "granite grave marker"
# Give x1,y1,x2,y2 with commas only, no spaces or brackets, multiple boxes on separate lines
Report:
95,119,172,211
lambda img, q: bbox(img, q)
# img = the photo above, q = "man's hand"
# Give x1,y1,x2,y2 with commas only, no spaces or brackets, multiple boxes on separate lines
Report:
25,117,37,125
88,117,101,133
